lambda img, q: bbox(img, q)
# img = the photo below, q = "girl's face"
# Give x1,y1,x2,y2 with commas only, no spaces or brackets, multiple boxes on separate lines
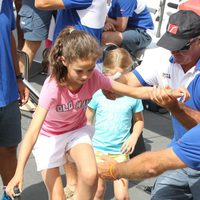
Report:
66,58,96,86
103,66,131,99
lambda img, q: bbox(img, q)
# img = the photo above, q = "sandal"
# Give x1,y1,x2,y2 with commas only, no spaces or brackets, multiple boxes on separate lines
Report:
64,187,74,199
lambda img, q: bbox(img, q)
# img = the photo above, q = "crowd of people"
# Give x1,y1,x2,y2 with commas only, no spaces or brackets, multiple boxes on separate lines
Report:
1,0,200,200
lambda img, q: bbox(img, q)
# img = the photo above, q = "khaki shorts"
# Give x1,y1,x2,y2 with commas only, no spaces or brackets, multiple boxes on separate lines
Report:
94,150,129,163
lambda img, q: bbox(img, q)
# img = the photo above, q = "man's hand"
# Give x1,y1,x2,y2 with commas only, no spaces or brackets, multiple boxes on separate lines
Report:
102,89,117,100
98,154,118,180
104,22,116,32
17,80,29,106
150,86,190,110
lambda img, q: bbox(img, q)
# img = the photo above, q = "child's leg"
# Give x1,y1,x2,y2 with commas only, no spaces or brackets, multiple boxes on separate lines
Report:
64,156,77,197
94,178,106,200
113,178,130,200
41,167,65,200
69,143,98,200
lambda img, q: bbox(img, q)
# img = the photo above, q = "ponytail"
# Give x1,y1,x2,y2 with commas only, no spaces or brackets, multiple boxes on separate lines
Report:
49,26,75,84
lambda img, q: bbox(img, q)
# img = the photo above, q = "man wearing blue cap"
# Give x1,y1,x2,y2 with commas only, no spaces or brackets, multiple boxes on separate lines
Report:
98,10,200,200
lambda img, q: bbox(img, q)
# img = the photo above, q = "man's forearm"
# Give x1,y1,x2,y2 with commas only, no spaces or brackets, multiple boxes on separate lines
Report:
106,17,117,27
169,102,200,130
113,148,186,180
35,0,65,10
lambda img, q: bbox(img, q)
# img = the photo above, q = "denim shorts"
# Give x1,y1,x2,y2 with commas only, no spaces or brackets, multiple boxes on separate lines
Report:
19,1,53,41
0,101,22,147
121,28,152,56
151,168,200,200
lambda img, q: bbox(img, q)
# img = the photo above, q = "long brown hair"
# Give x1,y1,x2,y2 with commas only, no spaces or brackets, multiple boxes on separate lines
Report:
49,26,102,84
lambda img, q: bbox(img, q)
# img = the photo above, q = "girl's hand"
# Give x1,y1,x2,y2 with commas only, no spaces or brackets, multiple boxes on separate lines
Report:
5,175,23,199
121,137,137,154
102,89,117,100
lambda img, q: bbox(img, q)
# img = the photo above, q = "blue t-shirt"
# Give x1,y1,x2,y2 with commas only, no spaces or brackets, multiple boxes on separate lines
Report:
173,124,200,170
108,0,154,30
171,70,200,142
88,90,143,154
53,0,107,43
0,0,18,107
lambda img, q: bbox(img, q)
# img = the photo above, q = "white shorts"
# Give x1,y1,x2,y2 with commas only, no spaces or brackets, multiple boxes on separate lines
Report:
32,125,94,171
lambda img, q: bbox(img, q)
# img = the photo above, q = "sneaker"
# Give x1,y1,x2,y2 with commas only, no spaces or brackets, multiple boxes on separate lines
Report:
20,99,36,112
64,187,74,199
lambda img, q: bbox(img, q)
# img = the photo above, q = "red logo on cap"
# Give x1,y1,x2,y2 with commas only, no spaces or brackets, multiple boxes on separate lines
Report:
167,24,178,34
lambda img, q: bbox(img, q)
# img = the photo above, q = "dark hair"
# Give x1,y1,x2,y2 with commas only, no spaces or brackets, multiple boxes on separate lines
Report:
102,43,119,61
49,26,102,84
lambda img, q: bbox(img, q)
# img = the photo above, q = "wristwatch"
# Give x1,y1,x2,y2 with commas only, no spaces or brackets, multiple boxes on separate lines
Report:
16,73,24,80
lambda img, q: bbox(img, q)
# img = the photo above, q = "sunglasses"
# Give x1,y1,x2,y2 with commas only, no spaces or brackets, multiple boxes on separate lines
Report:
103,63,134,80
179,42,191,51
178,37,199,51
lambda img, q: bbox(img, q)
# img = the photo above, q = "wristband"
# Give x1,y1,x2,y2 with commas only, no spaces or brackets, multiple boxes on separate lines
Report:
16,73,24,80
109,163,125,186
109,163,117,180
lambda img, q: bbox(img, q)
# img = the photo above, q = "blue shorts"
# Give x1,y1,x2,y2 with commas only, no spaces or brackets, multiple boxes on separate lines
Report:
19,1,53,41
121,28,152,55
0,101,22,147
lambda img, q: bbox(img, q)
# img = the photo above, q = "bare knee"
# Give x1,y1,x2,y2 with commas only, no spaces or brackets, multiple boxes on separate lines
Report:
102,32,109,45
80,167,98,186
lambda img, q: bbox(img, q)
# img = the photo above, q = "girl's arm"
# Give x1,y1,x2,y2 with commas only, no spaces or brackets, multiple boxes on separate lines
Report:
86,107,96,125
109,80,190,101
6,106,48,198
121,111,144,154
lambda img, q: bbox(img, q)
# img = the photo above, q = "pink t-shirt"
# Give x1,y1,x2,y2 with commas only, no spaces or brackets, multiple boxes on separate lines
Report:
38,69,111,135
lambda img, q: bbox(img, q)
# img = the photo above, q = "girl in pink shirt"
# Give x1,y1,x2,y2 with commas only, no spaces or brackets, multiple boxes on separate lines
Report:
6,26,189,200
